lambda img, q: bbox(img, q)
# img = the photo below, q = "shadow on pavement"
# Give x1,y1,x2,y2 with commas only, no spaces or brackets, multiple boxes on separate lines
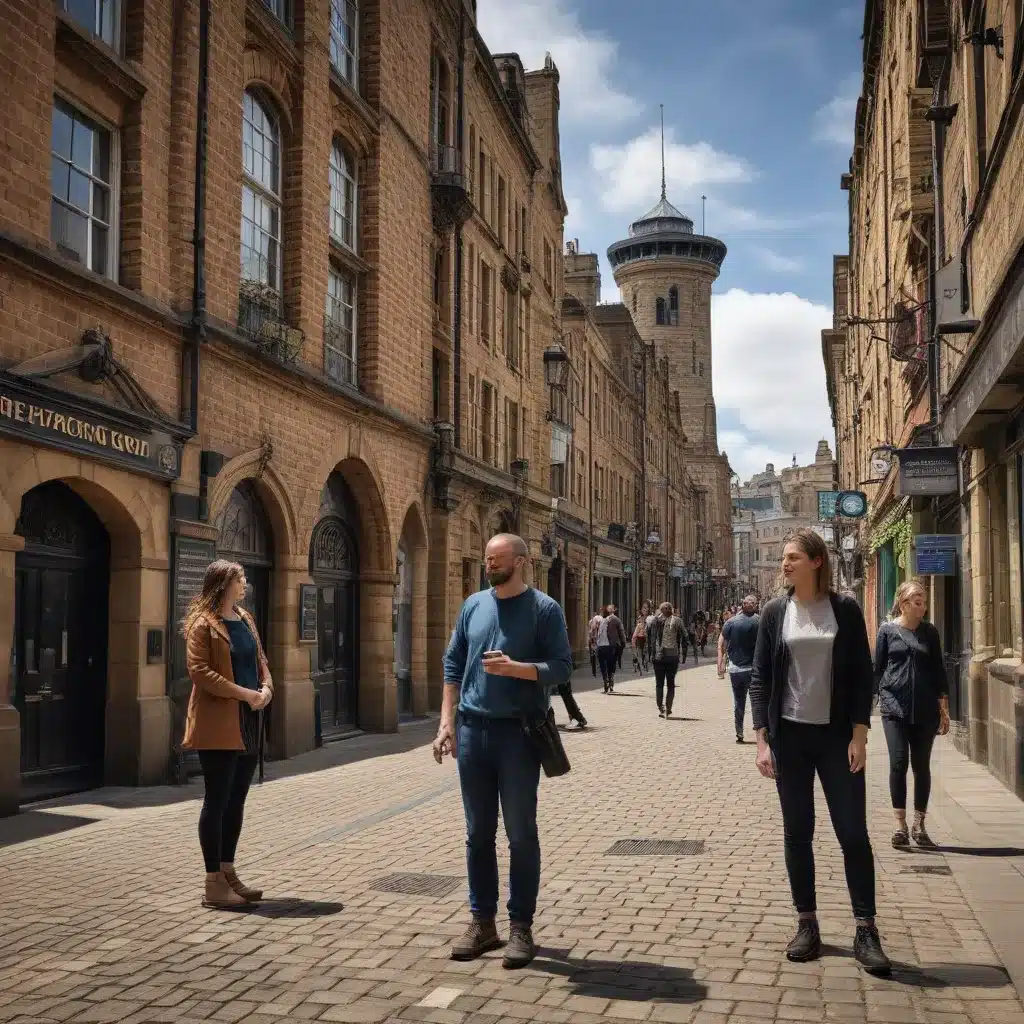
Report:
534,950,707,1003
819,946,1011,988
245,898,345,919
934,845,1024,858
0,810,100,848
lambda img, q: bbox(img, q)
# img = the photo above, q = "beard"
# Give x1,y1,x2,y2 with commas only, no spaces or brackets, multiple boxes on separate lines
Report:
487,567,515,586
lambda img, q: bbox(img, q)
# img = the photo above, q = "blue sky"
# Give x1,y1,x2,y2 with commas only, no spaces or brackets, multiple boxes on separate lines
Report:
478,0,864,481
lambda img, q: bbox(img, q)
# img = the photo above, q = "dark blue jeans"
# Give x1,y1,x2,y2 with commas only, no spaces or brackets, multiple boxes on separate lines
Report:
457,712,542,926
773,720,876,920
729,670,751,736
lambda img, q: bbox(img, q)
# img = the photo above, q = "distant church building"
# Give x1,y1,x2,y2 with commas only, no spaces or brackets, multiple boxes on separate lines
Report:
607,186,734,582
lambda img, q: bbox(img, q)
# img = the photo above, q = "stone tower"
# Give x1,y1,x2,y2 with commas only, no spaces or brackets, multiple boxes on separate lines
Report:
607,194,726,446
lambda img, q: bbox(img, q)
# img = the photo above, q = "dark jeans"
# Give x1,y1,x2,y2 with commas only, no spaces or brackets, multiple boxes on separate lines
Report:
653,658,679,712
457,712,542,926
616,643,625,670
558,680,584,723
597,645,617,683
197,750,258,874
590,649,597,676
729,670,751,736
882,716,937,812
773,720,876,920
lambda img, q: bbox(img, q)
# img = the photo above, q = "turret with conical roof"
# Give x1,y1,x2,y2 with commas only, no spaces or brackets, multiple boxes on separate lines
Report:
607,185,726,448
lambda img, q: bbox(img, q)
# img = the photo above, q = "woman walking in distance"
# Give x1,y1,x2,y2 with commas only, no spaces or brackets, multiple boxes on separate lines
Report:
183,560,272,910
648,602,685,718
632,601,651,673
596,605,625,693
874,580,950,849
750,529,890,975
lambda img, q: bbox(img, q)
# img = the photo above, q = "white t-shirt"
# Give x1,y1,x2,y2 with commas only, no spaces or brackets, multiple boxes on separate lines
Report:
781,597,837,725
596,617,611,648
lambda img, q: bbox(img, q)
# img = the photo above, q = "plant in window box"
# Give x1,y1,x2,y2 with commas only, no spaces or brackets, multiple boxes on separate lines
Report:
256,318,304,364
238,279,280,335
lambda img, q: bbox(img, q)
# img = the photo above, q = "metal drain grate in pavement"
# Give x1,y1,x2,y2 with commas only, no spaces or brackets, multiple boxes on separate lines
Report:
606,839,705,857
900,864,952,876
370,873,462,897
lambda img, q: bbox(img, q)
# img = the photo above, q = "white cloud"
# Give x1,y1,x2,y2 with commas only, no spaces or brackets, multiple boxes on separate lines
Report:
813,73,860,147
711,289,835,482
751,246,804,273
590,126,753,215
476,0,639,124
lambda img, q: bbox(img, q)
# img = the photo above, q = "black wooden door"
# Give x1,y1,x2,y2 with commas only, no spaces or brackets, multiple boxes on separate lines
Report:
314,580,357,734
14,483,109,796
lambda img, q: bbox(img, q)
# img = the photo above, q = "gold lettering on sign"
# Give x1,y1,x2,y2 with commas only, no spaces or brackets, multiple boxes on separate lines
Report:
0,389,153,462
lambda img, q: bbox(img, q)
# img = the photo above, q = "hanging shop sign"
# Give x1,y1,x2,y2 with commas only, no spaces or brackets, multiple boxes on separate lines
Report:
897,446,959,496
817,490,839,519
836,491,868,518
711,567,729,580
869,450,892,481
0,374,183,480
912,534,960,576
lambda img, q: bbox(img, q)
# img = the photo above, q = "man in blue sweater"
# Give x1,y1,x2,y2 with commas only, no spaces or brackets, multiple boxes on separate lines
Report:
434,533,573,969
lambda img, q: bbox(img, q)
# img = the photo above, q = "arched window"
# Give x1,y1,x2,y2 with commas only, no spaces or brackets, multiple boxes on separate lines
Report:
668,285,679,325
655,297,666,325
330,0,358,87
240,89,282,295
632,289,637,313
329,141,356,250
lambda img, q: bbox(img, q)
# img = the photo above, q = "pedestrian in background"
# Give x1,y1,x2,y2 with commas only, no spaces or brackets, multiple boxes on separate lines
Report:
435,533,573,968
648,602,685,718
718,594,760,743
183,560,272,911
597,604,625,693
632,601,651,673
750,528,890,975
874,579,950,849
611,604,626,671
588,610,602,677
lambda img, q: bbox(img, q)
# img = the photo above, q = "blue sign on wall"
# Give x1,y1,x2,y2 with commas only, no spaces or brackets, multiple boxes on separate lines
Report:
912,534,960,576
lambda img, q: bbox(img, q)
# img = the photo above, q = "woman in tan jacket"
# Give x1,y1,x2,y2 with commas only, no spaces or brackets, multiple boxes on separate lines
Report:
183,559,273,909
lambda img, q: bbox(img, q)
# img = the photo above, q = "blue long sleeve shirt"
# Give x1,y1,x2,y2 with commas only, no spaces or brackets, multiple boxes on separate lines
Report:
442,587,574,719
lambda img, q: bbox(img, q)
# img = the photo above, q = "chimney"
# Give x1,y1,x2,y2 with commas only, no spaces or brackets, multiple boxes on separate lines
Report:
563,245,601,308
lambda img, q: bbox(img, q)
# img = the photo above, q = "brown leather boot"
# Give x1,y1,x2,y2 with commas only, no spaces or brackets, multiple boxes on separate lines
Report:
223,866,263,902
202,872,249,910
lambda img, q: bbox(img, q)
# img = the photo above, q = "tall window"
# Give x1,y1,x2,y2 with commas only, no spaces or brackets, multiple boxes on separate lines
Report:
329,0,358,87
241,90,282,295
669,285,679,325
497,176,506,246
430,54,450,154
480,262,492,345
261,0,288,22
51,98,114,277
329,141,356,250
325,268,356,386
504,285,517,365
656,296,666,325
481,383,495,463
61,0,118,46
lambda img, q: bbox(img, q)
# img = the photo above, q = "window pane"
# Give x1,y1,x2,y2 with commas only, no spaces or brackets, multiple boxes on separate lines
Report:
52,104,73,157
91,223,108,275
52,201,88,263
70,118,93,171
68,169,90,212
93,126,110,181
51,156,69,201
65,0,99,37
99,0,116,45
92,182,109,223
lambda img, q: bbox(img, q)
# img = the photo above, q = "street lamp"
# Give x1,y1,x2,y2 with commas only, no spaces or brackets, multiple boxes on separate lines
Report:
543,345,570,390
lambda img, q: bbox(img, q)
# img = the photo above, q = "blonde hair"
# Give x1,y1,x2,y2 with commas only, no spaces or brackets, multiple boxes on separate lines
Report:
891,579,927,619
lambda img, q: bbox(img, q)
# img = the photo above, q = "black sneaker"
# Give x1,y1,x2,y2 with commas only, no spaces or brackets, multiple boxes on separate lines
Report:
451,918,502,961
785,919,821,962
502,923,536,969
854,924,892,976
736,734,744,744
911,824,936,848
575,716,587,729
657,706,665,718
892,827,910,849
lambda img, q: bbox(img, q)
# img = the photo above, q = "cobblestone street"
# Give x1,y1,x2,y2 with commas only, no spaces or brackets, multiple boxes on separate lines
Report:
1,663,1023,1024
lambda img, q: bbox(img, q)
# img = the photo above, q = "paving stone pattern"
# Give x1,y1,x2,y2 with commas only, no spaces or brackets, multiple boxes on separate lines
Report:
0,665,1022,1024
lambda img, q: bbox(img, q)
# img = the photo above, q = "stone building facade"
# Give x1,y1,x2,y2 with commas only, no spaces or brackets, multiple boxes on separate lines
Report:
0,0,571,814
825,0,1024,798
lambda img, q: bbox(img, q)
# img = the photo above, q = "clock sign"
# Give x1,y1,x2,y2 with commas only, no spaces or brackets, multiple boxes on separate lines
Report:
836,491,868,518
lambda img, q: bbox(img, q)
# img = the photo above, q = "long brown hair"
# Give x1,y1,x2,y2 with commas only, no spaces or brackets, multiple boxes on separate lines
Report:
786,527,833,598
182,559,244,637
890,579,927,619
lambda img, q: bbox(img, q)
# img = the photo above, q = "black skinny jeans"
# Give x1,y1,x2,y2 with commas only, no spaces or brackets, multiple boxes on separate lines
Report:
882,716,936,812
597,645,617,683
653,658,679,712
558,680,584,722
773,720,876,920
198,750,258,873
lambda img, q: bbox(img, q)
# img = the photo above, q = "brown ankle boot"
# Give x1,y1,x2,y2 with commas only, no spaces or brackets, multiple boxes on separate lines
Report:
203,872,249,910
223,867,263,902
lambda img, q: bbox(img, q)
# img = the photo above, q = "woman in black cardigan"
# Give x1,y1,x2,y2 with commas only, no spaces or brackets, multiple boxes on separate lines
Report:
874,580,949,849
750,529,890,975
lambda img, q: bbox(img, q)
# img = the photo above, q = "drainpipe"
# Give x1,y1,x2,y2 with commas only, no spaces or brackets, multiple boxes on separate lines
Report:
452,2,465,448
928,60,948,428
184,0,210,434
587,337,595,613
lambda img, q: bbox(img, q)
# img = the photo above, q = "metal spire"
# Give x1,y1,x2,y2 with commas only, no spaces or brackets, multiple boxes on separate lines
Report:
701,195,707,235
660,104,667,202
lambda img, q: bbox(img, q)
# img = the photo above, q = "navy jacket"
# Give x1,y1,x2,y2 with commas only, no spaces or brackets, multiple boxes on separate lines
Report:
873,620,947,724
750,591,874,739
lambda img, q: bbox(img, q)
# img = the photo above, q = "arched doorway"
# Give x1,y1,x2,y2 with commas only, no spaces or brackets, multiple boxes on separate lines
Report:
216,481,273,644
14,481,110,798
311,472,360,735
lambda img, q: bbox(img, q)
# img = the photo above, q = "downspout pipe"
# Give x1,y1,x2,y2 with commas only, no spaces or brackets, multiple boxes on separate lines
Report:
452,1,465,449
185,0,210,434
928,59,948,428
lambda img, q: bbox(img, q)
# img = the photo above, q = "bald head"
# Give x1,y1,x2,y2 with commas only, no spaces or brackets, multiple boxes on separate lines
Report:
484,533,529,589
487,533,528,558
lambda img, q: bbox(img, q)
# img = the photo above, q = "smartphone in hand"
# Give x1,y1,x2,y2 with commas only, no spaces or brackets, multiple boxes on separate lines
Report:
482,649,503,659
